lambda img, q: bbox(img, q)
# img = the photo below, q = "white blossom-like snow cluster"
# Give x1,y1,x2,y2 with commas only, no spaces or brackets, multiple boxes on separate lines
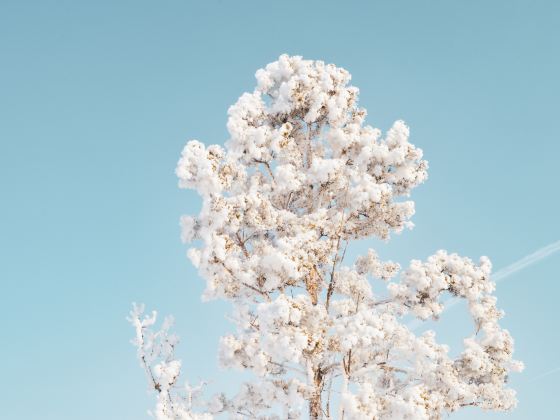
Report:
130,55,522,419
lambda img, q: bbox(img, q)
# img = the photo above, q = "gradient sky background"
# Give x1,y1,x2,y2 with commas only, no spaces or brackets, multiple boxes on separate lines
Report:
1,1,559,419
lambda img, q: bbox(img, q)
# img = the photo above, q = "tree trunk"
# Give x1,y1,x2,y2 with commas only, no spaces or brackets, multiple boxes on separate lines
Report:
309,368,323,419
309,389,322,420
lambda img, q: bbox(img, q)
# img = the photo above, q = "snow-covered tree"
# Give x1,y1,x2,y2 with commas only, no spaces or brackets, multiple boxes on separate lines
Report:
129,55,523,419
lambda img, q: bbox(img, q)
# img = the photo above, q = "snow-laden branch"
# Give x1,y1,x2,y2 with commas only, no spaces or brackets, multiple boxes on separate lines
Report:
128,303,213,420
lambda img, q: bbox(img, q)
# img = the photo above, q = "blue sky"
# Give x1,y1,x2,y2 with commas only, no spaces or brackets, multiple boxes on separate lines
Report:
1,1,559,418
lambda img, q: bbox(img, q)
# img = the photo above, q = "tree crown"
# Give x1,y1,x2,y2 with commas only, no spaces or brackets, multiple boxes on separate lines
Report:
130,55,522,420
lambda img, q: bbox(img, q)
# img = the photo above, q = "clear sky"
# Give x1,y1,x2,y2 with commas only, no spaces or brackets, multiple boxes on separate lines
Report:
1,1,559,419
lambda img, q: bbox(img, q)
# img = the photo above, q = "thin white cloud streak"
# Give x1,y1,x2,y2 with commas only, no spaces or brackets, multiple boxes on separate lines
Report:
530,366,560,382
407,239,560,331
492,239,560,283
